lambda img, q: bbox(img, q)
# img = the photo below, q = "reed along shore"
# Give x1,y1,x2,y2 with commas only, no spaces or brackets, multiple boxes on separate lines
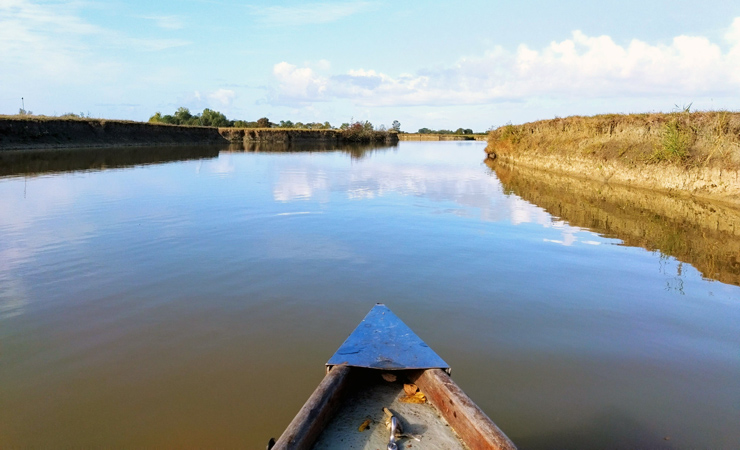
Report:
0,116,397,150
486,112,740,207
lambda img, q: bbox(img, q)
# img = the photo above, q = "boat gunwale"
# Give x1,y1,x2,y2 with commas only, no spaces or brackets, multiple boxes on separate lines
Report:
271,364,353,450
272,366,516,450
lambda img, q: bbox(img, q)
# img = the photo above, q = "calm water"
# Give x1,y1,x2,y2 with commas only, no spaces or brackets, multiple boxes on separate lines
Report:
1,142,739,449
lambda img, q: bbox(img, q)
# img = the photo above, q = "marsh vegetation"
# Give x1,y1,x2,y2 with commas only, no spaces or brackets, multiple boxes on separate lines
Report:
485,111,740,206
487,111,740,169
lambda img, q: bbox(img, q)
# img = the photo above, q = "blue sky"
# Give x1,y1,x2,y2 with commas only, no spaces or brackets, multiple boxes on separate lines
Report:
2,0,740,131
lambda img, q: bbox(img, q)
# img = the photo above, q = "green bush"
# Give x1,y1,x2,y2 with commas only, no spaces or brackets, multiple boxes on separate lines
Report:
654,119,692,162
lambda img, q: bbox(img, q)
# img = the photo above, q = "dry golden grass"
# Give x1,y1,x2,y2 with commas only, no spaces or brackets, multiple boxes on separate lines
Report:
487,111,740,169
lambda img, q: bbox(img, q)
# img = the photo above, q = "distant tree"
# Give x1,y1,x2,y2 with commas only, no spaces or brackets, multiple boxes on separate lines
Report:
279,120,294,128
391,120,401,132
464,128,473,135
378,124,387,132
200,108,229,127
340,123,350,130
455,128,465,134
302,121,332,130
149,112,177,124
256,117,271,128
173,107,193,125
418,127,432,134
18,108,32,116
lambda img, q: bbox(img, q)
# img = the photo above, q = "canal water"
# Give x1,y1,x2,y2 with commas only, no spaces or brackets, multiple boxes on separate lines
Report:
1,141,738,449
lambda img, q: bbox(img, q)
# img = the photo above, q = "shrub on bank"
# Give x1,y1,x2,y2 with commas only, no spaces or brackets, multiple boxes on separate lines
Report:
340,121,394,143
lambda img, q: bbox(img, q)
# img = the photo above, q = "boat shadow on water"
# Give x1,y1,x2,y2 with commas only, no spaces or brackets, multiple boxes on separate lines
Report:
486,158,740,287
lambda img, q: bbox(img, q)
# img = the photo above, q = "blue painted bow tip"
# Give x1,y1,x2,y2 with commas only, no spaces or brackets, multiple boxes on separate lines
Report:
326,304,450,371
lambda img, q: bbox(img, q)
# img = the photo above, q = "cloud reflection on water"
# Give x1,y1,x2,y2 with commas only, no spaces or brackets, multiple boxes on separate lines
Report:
269,149,601,248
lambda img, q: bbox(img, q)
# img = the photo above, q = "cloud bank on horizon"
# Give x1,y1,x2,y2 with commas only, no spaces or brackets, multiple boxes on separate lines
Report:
1,0,739,130
269,18,740,107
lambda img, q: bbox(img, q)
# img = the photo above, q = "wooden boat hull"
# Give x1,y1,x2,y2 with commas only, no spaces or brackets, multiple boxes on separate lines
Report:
273,366,516,449
272,304,516,449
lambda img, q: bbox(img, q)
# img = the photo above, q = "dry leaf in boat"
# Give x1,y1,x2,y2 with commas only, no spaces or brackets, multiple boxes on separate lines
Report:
358,418,372,432
399,391,426,404
381,373,397,382
383,407,394,419
403,383,418,396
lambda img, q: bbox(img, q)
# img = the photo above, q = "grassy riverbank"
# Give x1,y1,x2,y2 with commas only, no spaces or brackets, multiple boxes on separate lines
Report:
486,112,740,206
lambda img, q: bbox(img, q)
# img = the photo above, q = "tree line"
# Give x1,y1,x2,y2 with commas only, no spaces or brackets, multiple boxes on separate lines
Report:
417,127,475,135
148,107,403,132
148,107,476,134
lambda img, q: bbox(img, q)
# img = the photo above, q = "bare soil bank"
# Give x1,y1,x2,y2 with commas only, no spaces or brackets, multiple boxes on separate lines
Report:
0,117,226,150
488,159,740,286
0,117,399,150
486,112,740,207
399,133,483,141
219,128,398,145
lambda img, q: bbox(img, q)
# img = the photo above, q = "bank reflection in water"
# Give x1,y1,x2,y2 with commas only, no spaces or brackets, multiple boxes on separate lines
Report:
225,141,397,160
0,142,398,179
0,145,225,178
487,158,740,286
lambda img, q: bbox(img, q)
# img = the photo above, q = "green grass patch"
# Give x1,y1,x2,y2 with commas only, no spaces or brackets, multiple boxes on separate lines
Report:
653,119,693,162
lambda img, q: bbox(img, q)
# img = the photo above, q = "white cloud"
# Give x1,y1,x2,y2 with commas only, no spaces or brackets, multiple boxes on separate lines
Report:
727,17,740,45
0,0,190,86
208,88,237,106
140,15,185,30
0,0,109,82
266,17,740,107
127,37,191,52
250,1,375,26
184,88,237,110
271,62,328,102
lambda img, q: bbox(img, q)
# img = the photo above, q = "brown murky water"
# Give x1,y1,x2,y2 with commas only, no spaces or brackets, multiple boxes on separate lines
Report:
1,142,739,449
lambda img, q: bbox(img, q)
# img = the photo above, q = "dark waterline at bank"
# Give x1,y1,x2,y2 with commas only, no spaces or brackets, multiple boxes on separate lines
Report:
0,141,738,449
